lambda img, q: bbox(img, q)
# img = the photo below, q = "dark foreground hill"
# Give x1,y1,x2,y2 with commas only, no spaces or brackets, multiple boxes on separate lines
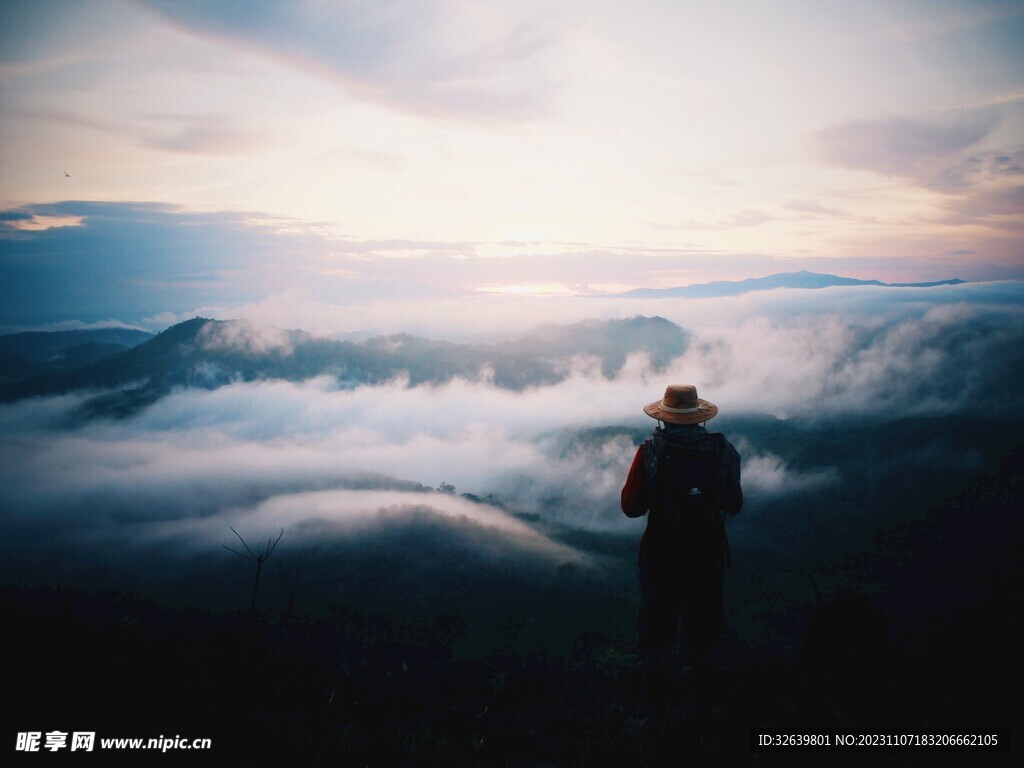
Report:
6,413,1020,764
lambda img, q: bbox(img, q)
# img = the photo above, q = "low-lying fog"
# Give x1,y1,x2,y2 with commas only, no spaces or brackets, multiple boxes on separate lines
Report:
1,282,1021,599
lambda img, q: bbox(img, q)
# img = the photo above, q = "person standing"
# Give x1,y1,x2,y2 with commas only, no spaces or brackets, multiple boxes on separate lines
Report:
621,384,743,742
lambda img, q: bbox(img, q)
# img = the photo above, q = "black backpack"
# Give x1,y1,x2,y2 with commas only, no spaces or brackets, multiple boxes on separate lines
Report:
646,431,731,564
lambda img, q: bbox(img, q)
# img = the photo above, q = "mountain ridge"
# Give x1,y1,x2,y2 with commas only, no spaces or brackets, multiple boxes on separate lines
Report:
0,327,153,385
607,269,966,299
0,315,690,418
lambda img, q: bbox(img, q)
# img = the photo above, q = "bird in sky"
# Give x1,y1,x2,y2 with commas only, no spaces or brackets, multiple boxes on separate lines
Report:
64,171,71,178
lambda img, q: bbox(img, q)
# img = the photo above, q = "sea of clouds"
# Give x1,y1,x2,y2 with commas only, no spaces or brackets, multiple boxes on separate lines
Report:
1,282,1021,581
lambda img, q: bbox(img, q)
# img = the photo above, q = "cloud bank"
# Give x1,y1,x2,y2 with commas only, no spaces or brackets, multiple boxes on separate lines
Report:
2,280,1021,588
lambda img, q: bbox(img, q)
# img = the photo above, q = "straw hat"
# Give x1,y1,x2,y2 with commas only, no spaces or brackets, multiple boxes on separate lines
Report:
643,384,718,425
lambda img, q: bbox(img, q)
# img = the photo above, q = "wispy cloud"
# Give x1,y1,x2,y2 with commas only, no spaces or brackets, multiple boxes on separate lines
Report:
136,0,557,125
811,114,996,180
143,118,273,155
881,1,1024,43
197,318,296,356
783,199,853,220
809,106,1024,239
926,149,1024,188
953,184,1024,219
737,447,841,497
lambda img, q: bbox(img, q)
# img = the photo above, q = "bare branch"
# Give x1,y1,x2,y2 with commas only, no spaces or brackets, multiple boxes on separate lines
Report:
266,528,284,558
229,525,257,558
223,524,284,614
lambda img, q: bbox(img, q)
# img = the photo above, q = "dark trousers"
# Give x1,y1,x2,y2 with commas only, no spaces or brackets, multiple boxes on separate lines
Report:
637,558,724,656
637,558,725,734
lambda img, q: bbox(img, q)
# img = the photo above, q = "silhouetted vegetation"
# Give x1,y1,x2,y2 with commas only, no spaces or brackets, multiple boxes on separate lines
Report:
223,526,284,613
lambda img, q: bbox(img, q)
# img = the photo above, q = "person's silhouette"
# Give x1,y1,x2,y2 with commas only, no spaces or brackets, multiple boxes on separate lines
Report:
621,385,743,751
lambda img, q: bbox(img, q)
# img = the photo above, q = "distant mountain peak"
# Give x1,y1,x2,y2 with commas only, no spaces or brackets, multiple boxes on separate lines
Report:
607,271,965,299
143,316,214,346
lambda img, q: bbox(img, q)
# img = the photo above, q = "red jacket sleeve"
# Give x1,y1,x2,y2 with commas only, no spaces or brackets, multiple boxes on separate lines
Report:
621,446,650,518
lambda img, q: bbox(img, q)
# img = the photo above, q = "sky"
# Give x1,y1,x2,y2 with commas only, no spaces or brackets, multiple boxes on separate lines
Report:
1,0,1024,332
1,0,1023,621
